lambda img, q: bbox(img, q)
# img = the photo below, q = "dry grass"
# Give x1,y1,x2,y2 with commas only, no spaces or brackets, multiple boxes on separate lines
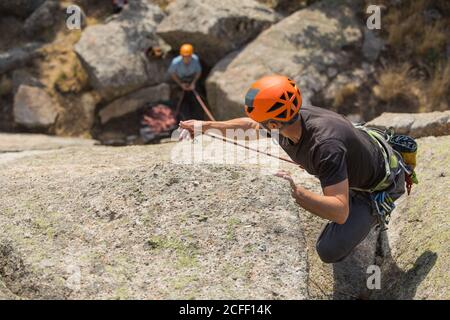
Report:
35,29,88,94
427,60,450,111
374,61,450,112
373,64,419,102
54,58,89,94
152,0,176,11
415,21,448,58
385,0,450,59
385,0,449,60
368,0,449,112
333,83,358,108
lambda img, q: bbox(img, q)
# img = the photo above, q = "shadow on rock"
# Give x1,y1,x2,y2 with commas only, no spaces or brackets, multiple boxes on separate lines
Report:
331,226,438,300
331,226,379,300
371,229,438,299
380,250,438,299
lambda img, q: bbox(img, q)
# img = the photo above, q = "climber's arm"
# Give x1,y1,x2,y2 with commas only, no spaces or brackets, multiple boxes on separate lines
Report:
179,118,264,140
171,73,188,90
276,171,349,224
293,179,350,224
188,72,201,91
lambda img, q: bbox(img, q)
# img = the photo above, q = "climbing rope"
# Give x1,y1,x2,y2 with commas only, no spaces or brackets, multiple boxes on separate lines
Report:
193,89,216,121
186,91,302,168
203,131,302,167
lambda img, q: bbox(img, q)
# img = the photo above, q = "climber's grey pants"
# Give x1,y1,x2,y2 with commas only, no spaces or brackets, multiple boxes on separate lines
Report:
316,166,406,264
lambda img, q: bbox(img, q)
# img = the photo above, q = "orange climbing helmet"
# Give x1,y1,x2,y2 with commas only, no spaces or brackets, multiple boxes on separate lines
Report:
180,43,194,56
244,75,302,123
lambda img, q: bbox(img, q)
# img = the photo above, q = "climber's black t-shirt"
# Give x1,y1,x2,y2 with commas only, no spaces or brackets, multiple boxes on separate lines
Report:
277,105,386,189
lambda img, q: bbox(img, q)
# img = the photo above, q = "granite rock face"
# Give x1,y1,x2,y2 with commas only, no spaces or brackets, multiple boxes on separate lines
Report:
367,111,450,138
13,85,60,129
74,1,168,101
0,138,308,299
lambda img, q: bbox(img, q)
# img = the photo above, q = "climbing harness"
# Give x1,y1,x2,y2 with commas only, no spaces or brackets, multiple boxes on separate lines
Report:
352,125,400,193
371,190,396,225
387,132,419,195
352,124,419,225
380,127,419,195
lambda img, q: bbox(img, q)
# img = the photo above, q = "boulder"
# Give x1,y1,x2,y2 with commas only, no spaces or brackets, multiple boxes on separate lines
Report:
0,0,45,18
79,92,98,131
323,66,373,103
13,85,60,129
0,132,448,299
74,1,168,101
367,111,450,138
0,140,308,299
99,83,170,124
206,0,363,120
156,0,278,66
0,43,42,74
23,0,60,37
320,63,375,115
256,0,309,15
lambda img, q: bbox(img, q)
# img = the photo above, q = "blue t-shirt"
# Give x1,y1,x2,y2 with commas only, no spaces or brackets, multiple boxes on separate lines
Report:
168,54,202,81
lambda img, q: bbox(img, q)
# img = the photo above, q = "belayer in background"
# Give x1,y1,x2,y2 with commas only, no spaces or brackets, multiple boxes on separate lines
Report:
168,43,204,120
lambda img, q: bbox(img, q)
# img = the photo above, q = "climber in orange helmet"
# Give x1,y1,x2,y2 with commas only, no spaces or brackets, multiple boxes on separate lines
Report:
180,75,407,264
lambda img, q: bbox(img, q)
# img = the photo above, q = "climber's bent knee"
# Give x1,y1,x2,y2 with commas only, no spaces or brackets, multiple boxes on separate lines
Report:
316,232,349,264
315,192,378,264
